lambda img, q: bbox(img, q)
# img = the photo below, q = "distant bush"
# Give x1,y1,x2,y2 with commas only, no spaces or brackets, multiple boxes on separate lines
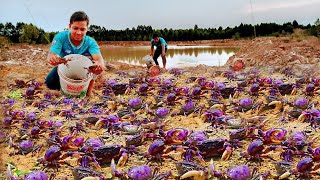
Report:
19,24,40,44
0,36,10,48
272,32,280,37
232,32,240,40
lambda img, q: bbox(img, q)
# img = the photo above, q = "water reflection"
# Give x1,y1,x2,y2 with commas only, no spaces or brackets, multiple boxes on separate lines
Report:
101,46,238,68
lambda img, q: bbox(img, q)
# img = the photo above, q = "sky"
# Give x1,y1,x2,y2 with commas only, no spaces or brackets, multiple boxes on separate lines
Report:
1,0,320,32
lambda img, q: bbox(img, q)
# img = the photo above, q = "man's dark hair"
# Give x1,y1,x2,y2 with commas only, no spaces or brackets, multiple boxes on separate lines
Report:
70,11,89,25
152,33,159,39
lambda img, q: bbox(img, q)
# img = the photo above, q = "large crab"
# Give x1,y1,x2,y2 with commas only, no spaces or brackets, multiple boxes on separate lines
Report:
240,140,281,164
92,144,129,167
278,157,320,179
182,138,233,163
37,146,79,170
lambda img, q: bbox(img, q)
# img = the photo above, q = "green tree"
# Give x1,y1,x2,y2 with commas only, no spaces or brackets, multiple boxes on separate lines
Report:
292,20,299,28
19,24,40,44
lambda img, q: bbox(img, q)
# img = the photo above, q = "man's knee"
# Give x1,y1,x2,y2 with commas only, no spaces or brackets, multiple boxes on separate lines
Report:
45,67,60,90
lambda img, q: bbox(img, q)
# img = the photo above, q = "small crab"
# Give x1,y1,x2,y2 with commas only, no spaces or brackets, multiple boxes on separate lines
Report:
279,157,320,179
72,167,104,180
160,128,189,145
240,140,281,164
37,146,79,170
83,65,103,76
111,161,172,180
58,57,72,67
9,140,42,156
258,128,287,145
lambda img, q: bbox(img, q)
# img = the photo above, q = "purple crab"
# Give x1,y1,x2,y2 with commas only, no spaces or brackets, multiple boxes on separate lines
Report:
92,144,128,166
190,87,202,99
38,146,77,169
294,97,309,109
24,171,48,180
174,86,189,96
226,165,251,180
241,140,279,164
249,83,260,96
111,83,130,95
280,157,320,179
138,83,149,96
162,128,189,145
80,138,104,152
128,97,143,110
258,128,287,145
111,161,172,180
166,93,178,106
128,166,153,180
155,107,169,119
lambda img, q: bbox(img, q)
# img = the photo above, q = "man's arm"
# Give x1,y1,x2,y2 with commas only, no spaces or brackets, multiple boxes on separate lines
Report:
91,54,105,66
91,53,105,74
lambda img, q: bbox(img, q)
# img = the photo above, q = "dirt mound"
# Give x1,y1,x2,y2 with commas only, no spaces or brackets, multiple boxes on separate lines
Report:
226,36,320,76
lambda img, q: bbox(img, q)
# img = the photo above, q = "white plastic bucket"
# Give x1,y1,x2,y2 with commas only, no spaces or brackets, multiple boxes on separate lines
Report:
57,54,93,97
142,55,154,67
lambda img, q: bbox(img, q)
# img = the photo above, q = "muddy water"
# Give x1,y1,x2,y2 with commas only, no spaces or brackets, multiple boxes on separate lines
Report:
101,46,238,68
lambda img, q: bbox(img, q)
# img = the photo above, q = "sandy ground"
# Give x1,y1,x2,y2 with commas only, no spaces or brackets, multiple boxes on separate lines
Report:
0,35,320,179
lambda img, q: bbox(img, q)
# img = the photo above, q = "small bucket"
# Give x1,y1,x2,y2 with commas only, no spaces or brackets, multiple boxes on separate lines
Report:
57,54,93,98
142,55,154,68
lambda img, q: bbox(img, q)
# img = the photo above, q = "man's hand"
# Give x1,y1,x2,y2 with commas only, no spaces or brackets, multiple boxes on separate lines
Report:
161,52,166,57
89,64,104,75
48,54,62,66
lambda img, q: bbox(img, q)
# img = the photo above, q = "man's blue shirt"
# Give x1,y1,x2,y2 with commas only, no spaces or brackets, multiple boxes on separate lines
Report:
151,37,168,49
50,31,100,58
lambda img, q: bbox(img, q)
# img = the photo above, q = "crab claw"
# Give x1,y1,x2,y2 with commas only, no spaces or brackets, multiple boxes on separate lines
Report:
225,107,239,114
7,164,17,180
180,170,206,180
117,152,128,168
268,101,283,112
209,159,223,178
124,87,131,95
110,159,116,176
81,177,100,180
297,113,306,122
111,159,123,177
211,104,225,111
221,146,232,161
233,91,240,99
107,101,117,111
291,87,297,95
94,119,107,129
279,171,291,179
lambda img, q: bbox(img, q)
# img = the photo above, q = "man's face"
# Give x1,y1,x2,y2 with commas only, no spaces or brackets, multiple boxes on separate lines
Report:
153,37,159,43
69,21,88,42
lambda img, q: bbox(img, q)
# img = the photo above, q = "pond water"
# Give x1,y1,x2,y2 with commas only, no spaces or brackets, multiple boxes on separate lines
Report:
101,46,238,68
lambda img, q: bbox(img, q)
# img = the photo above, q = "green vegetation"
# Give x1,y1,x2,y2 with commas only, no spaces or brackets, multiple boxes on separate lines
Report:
0,19,319,44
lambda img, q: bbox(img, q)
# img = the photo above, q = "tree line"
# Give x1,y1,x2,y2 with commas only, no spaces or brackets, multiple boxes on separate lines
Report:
0,19,319,44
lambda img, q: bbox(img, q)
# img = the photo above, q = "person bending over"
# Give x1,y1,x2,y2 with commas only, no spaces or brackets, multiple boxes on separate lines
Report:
150,33,168,70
